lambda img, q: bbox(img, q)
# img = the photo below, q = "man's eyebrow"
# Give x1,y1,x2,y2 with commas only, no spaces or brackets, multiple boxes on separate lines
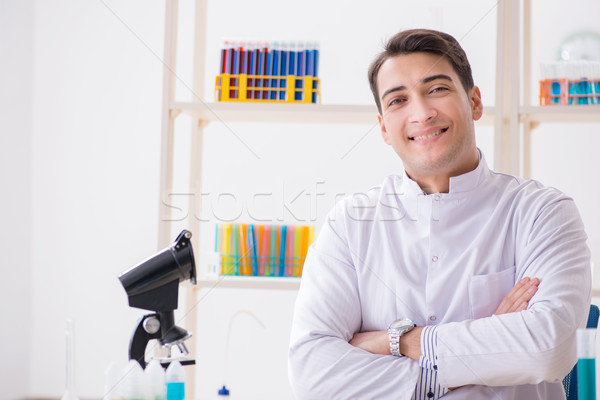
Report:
380,85,407,100
422,74,453,84
380,74,454,101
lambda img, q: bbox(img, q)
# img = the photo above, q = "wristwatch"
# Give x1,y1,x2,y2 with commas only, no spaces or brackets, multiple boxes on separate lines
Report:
388,318,416,357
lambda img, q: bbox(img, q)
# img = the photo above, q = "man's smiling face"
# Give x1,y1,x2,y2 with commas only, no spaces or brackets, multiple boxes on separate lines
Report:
376,52,483,185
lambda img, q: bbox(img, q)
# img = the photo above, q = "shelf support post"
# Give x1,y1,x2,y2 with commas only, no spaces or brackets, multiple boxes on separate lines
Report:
494,0,521,176
158,0,179,249
184,0,208,398
521,0,532,178
522,118,532,180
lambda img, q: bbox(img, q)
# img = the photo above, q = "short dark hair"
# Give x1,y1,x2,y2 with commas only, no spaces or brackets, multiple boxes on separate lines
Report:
368,29,474,114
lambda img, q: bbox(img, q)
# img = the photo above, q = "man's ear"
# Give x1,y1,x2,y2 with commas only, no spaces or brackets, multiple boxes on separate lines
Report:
470,86,483,121
378,114,391,145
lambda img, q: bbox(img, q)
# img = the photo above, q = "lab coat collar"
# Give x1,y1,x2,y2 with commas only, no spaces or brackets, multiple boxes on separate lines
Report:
381,149,489,221
399,148,490,196
448,149,490,193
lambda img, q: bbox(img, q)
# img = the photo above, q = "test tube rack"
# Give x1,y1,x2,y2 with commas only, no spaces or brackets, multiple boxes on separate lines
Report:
540,78,600,105
215,74,321,104
214,223,314,278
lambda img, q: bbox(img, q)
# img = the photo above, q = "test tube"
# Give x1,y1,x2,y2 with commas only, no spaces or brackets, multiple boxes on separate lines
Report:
577,328,597,400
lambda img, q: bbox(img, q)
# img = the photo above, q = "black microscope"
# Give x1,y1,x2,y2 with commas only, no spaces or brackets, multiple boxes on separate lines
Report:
119,230,197,369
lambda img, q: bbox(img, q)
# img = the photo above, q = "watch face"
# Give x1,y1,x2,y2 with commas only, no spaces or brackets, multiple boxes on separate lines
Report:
389,318,414,331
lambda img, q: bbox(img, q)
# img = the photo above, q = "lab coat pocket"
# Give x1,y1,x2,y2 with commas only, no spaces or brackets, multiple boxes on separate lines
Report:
468,266,516,319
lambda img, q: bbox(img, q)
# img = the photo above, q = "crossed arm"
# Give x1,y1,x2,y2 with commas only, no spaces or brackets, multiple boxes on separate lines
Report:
349,276,541,359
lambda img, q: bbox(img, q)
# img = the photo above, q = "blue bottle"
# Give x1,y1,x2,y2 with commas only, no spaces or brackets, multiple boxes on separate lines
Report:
165,361,185,400
577,328,596,400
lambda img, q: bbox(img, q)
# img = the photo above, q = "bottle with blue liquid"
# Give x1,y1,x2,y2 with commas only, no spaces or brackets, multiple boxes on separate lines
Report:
577,328,596,400
166,361,185,400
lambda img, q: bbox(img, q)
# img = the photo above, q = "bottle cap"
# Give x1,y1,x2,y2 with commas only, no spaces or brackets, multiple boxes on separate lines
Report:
218,385,230,396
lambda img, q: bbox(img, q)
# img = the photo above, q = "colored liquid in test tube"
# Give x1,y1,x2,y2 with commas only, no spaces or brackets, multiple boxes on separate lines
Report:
577,328,596,400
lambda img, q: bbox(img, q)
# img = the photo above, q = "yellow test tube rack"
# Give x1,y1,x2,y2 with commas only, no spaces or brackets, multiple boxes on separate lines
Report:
215,74,321,104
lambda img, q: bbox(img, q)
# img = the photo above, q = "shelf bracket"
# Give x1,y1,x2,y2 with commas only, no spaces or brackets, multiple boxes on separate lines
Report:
169,108,182,119
529,120,540,131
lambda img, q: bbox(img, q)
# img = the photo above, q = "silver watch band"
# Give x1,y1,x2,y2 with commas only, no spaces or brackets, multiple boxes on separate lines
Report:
388,329,402,356
388,318,415,357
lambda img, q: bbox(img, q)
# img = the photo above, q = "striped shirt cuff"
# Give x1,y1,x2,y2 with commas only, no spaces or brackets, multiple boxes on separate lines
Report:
418,325,439,371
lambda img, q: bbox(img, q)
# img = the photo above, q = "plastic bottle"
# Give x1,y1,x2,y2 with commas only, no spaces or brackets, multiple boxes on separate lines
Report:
595,326,600,399
577,328,596,400
103,361,126,400
146,359,166,400
121,360,149,400
166,361,185,400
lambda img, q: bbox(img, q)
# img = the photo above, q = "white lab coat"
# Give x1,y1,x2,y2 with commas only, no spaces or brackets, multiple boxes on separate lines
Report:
289,154,591,399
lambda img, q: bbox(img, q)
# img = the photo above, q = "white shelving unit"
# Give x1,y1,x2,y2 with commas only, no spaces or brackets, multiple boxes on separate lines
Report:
172,102,379,125
156,0,600,396
520,106,600,124
195,276,301,291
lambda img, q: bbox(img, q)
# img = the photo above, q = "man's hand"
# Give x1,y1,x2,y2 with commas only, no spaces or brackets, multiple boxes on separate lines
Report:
494,277,540,315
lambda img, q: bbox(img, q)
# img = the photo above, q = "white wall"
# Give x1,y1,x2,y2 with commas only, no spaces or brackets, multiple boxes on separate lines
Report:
1,0,598,398
27,0,164,397
0,0,33,398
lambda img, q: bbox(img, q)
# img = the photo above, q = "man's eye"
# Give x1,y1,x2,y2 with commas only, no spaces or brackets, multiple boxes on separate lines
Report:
388,98,405,106
431,87,448,94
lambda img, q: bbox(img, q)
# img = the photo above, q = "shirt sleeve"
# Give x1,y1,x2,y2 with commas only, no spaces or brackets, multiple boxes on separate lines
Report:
289,203,420,400
419,325,439,371
414,326,449,399
435,195,592,388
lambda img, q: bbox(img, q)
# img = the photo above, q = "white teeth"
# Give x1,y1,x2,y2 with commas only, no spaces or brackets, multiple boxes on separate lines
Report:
413,129,445,141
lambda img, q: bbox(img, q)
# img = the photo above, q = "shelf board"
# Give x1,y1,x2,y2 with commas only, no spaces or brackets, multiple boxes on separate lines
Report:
172,101,495,126
520,105,600,124
172,101,378,125
194,275,301,291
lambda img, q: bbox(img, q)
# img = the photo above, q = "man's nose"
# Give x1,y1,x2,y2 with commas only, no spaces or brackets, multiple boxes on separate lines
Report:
409,96,437,124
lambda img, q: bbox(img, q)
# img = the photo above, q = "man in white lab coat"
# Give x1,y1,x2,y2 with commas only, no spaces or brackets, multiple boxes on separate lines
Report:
288,29,591,399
